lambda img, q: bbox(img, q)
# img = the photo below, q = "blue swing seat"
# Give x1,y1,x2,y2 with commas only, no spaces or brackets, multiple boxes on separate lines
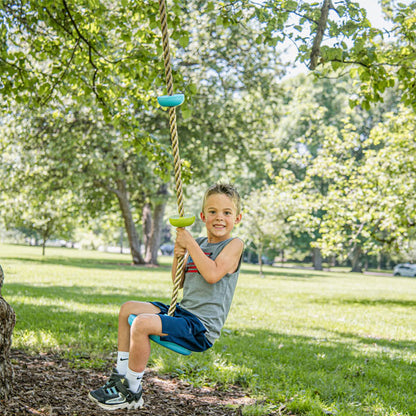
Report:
128,314,192,356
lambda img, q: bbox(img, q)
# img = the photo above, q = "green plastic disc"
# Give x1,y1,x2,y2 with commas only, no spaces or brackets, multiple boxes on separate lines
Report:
169,215,195,227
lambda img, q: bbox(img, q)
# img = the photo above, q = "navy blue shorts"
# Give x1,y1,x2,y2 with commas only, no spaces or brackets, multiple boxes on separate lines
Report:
150,302,213,352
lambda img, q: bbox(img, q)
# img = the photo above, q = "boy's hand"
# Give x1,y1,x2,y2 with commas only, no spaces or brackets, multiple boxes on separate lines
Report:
175,228,193,251
173,242,187,258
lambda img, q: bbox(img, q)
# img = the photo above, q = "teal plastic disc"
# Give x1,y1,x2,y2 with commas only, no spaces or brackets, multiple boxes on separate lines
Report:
157,94,185,107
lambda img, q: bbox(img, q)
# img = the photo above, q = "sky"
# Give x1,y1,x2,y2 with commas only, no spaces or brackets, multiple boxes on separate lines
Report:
357,0,388,28
357,0,413,28
355,0,394,29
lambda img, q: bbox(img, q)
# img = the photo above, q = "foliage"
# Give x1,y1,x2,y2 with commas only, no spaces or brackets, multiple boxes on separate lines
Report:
1,0,167,113
239,175,309,273
166,0,286,193
0,100,170,258
1,0,416,266
208,0,416,111
305,106,416,259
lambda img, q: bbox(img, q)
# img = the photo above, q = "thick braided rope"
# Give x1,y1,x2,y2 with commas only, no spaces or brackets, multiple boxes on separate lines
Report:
158,0,185,316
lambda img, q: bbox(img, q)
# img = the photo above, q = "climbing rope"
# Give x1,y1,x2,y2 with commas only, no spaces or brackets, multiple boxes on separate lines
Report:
158,0,186,317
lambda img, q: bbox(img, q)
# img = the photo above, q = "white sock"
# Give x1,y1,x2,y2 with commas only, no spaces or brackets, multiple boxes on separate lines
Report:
116,351,129,376
125,367,144,393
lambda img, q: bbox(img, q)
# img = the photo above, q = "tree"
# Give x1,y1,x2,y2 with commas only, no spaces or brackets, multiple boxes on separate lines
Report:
2,189,79,256
155,0,287,193
0,0,174,117
0,109,81,254
306,107,416,270
0,265,15,401
0,100,174,263
240,177,307,276
215,1,416,110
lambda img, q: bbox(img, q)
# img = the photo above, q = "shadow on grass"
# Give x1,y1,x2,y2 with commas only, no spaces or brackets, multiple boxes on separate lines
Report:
240,266,338,280
8,282,172,358
325,328,416,351
5,282,170,306
312,296,416,308
1,255,172,271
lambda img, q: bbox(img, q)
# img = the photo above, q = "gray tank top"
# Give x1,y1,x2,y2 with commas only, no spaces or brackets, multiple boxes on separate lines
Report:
180,237,242,343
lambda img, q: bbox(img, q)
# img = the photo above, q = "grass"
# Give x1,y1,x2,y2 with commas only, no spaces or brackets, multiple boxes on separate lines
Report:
1,243,415,415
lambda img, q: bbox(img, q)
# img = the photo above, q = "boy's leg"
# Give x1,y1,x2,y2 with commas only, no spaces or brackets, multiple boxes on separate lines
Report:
117,301,162,352
89,301,165,410
128,313,166,372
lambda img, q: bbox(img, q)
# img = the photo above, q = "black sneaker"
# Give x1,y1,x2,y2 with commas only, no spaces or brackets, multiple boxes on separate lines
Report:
93,369,123,391
89,377,144,410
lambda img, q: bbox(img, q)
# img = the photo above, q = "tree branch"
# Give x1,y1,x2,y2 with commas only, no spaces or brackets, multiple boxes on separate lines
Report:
309,0,333,70
61,0,109,109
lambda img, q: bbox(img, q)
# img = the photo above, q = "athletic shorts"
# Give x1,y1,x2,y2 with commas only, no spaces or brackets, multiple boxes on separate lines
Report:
150,301,213,352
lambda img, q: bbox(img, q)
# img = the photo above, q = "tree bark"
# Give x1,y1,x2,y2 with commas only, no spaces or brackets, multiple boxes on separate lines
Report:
0,265,16,401
351,245,363,273
309,0,333,69
114,179,145,265
142,202,152,257
312,247,323,270
145,184,168,265
258,243,264,278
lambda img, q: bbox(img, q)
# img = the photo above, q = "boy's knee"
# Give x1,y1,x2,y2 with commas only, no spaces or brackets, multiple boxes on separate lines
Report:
131,314,161,336
119,301,135,318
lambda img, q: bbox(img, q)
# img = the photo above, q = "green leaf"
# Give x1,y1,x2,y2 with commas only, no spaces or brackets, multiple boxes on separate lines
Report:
179,33,189,48
181,107,192,119
206,2,215,12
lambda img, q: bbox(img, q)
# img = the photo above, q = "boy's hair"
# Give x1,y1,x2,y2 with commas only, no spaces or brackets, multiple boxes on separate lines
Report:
202,183,241,215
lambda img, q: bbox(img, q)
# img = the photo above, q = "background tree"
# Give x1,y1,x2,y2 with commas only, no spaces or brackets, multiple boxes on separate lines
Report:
240,177,308,276
215,0,416,110
304,107,416,271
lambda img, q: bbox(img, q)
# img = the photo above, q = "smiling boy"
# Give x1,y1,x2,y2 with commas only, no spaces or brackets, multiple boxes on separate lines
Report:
89,183,243,411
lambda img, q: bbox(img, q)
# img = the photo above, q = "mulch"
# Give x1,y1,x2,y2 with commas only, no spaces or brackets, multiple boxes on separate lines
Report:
0,350,258,416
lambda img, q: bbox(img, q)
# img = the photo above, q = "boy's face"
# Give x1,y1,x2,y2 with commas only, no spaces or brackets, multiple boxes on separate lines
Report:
200,193,242,242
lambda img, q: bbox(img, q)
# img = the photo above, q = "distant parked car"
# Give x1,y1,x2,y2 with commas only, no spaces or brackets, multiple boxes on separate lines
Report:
393,263,416,277
160,243,174,256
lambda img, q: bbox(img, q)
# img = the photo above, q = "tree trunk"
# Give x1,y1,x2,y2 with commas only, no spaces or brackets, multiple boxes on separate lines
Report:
119,227,124,254
145,184,168,265
0,265,16,401
377,251,382,270
142,202,152,257
364,255,369,272
258,244,264,278
114,179,145,265
351,245,363,273
312,247,323,270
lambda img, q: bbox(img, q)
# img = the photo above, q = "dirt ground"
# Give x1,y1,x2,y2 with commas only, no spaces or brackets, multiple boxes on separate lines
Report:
0,350,260,416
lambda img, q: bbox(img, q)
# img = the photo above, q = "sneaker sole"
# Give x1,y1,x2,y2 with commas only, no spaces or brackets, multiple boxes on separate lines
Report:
88,392,144,410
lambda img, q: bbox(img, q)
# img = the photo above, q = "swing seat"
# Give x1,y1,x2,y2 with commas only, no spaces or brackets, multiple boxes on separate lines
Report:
128,314,192,356
157,94,185,107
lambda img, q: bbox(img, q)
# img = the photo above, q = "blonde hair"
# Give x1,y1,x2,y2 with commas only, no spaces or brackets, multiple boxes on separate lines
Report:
202,183,241,215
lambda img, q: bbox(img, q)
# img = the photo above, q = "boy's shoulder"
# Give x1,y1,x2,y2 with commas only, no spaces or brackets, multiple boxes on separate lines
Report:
196,236,243,246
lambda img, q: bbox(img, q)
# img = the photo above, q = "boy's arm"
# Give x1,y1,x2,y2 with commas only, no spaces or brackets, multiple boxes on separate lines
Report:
176,229,243,284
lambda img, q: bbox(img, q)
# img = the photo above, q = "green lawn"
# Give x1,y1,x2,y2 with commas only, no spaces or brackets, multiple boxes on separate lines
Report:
1,243,415,416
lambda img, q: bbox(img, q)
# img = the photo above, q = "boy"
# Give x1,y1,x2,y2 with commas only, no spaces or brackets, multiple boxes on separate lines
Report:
89,183,244,410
